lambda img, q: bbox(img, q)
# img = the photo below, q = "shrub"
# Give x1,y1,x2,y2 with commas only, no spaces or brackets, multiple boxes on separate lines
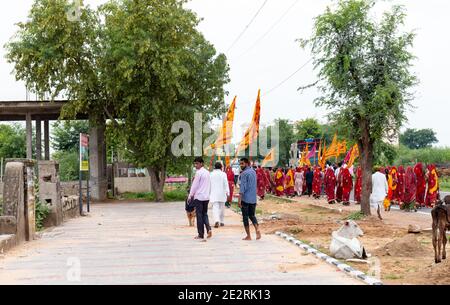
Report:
35,200,50,231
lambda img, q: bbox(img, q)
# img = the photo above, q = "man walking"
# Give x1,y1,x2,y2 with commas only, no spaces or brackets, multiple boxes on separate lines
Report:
238,158,261,241
188,157,212,241
210,162,230,228
370,166,388,220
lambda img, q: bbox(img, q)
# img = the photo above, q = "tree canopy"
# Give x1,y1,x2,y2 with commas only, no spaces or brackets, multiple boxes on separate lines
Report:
0,124,27,161
6,0,230,201
300,0,417,215
400,128,438,149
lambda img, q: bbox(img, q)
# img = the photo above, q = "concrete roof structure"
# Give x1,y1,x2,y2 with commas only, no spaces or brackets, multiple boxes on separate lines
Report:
0,100,88,121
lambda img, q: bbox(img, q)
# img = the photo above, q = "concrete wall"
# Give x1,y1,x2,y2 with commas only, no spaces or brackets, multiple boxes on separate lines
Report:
114,177,152,194
61,181,87,197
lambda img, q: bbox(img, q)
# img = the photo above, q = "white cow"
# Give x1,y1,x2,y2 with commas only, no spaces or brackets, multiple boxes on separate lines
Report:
330,220,367,260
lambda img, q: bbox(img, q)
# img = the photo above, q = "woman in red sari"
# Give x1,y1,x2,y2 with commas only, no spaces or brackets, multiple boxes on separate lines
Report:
301,166,308,195
403,166,417,211
312,167,323,199
264,169,273,194
425,164,439,208
354,167,362,204
340,165,353,206
414,163,426,208
256,166,267,200
284,168,295,197
324,164,337,204
396,166,406,207
274,168,285,197
225,166,235,205
389,167,399,205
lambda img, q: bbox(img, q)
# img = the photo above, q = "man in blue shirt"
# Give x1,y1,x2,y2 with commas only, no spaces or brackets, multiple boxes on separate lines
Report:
238,158,261,241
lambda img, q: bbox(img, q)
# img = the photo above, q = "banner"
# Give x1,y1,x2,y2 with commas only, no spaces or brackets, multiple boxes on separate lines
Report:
79,133,89,172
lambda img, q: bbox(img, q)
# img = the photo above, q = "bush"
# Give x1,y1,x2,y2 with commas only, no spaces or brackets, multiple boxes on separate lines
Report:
52,150,79,181
35,200,50,231
121,190,187,202
394,145,450,166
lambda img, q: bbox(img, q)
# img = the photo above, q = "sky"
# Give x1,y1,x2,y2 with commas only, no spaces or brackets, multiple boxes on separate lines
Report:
0,0,449,146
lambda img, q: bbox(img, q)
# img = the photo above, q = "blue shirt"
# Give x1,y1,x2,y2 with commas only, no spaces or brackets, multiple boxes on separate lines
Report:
239,167,257,204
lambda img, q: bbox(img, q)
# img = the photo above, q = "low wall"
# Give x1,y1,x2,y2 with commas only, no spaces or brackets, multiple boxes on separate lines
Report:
114,177,152,194
61,181,87,197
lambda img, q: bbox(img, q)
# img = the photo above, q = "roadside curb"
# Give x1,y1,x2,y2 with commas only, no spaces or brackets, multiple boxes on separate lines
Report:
275,231,384,286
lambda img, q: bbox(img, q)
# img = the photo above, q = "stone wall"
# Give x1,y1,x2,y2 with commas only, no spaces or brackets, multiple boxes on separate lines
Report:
114,177,152,194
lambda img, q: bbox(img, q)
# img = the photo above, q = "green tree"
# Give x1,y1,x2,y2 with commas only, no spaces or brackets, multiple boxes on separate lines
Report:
52,121,89,152
275,119,295,167
0,124,27,160
6,0,229,201
295,118,321,140
300,0,417,215
400,128,438,149
52,150,79,181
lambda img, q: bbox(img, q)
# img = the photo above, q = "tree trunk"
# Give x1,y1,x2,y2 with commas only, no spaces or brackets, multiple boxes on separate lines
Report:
359,119,374,216
148,167,166,202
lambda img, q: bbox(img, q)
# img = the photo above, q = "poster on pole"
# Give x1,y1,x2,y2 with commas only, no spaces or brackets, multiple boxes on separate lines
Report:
80,133,89,172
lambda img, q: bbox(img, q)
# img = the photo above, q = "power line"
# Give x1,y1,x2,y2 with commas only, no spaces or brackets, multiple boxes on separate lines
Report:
238,0,299,59
227,0,270,53
263,58,313,97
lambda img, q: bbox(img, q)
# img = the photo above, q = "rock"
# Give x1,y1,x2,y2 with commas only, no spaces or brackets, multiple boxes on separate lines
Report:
408,225,422,234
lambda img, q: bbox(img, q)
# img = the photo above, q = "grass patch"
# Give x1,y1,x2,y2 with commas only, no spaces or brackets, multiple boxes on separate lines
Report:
287,227,303,235
383,274,403,280
345,211,365,221
121,189,186,202
441,177,450,192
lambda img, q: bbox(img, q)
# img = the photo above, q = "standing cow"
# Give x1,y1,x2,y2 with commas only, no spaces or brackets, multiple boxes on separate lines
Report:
431,196,450,264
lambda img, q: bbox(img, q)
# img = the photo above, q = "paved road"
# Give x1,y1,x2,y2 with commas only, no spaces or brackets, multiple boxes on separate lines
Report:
0,202,360,285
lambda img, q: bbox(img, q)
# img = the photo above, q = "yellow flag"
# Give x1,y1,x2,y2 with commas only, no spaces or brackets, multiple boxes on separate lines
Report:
206,97,237,154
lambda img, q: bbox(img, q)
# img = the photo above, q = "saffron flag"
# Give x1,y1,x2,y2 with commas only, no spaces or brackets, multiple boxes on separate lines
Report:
299,144,311,166
261,148,276,168
235,90,261,156
347,144,359,168
206,96,237,154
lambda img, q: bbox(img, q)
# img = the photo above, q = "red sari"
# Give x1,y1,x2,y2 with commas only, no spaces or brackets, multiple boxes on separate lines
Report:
336,168,343,202
388,167,398,203
425,164,439,207
274,169,285,197
354,167,362,204
312,167,322,197
403,166,416,209
256,167,267,199
324,167,336,203
341,167,353,204
302,166,308,195
226,167,235,203
414,163,426,206
285,169,295,197
264,169,273,193
396,166,406,204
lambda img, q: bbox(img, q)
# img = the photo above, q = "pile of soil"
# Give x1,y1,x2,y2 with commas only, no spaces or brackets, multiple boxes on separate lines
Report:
407,260,450,285
374,234,427,258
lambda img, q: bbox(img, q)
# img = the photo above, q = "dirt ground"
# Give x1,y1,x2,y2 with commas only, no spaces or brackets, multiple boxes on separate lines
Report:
257,195,448,285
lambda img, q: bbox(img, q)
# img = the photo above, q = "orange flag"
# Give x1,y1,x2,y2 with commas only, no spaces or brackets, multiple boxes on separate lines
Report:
347,144,359,168
261,148,276,168
208,96,237,152
235,90,261,156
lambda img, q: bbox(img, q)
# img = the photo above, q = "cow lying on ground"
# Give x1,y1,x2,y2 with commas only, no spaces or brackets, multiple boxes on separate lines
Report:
330,220,368,260
431,196,450,264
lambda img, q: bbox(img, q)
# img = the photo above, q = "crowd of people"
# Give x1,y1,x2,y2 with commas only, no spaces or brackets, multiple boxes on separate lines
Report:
253,161,441,212
187,156,441,240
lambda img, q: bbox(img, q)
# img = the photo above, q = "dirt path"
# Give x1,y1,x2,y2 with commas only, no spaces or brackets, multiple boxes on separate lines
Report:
256,195,448,285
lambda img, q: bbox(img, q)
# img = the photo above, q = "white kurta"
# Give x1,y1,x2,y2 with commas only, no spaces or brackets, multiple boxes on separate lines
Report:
210,170,230,224
370,172,388,208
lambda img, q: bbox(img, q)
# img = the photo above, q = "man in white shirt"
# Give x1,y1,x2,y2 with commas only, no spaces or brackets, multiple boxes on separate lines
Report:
232,166,240,186
371,166,388,220
210,162,230,228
